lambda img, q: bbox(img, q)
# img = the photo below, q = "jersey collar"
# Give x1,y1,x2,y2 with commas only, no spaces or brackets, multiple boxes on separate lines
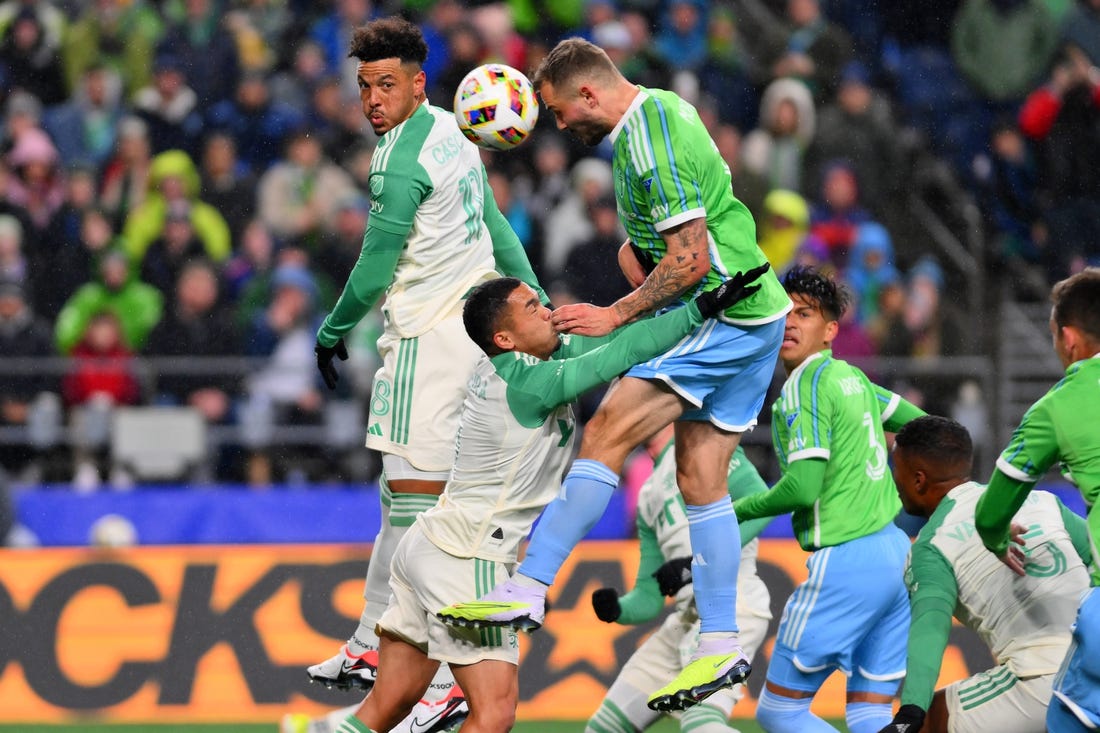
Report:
608,86,648,145
793,349,830,371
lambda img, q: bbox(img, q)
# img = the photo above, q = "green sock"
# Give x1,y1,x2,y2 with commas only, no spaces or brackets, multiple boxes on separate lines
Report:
334,715,373,733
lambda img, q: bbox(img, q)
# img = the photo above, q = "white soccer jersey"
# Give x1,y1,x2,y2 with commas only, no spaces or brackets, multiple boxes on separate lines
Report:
908,482,1090,676
416,355,575,562
368,102,499,337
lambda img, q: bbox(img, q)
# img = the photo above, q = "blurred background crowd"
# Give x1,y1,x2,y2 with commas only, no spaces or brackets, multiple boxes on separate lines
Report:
0,0,1094,508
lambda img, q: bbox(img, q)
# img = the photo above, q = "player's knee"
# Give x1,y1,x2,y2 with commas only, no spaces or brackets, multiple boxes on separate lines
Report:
468,697,516,733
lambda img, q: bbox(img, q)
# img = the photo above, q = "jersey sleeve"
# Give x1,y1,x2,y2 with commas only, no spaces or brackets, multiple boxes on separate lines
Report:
900,541,958,710
727,449,776,542
995,398,1060,484
364,162,431,235
734,456,826,521
631,101,706,232
480,167,548,304
500,303,705,426
873,383,927,432
975,468,1035,556
616,515,667,625
316,162,431,346
316,226,406,346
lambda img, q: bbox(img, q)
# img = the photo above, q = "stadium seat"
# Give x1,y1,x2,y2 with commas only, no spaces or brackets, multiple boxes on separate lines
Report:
110,407,207,482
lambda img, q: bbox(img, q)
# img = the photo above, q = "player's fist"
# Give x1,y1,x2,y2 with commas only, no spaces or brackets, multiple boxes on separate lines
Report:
876,704,925,733
653,556,693,596
591,587,622,623
693,262,770,318
315,338,348,390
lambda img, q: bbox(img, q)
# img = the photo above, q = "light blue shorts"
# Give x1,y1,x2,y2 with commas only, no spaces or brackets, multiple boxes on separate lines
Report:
626,315,784,432
767,523,911,695
1051,587,1100,729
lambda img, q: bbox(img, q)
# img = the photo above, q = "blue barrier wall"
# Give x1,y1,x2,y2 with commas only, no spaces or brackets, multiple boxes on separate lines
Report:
15,482,1086,547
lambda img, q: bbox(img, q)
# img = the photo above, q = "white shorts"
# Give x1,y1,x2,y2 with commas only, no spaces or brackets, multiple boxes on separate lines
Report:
945,665,1053,733
377,524,520,666
365,307,482,473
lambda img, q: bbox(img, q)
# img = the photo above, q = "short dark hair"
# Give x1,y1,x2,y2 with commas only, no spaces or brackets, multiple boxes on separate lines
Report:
895,415,973,475
532,37,620,91
1051,268,1100,343
348,17,428,66
463,277,523,355
782,265,850,321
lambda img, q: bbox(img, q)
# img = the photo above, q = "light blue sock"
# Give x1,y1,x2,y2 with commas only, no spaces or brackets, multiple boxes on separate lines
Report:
755,688,837,733
519,459,618,585
845,702,893,733
686,497,740,633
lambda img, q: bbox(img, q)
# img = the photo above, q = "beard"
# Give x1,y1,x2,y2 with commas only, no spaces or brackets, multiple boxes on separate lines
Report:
567,118,612,147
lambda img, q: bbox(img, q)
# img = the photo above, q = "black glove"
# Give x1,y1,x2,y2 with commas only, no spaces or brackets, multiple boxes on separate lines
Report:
876,704,925,733
693,262,771,318
315,338,349,390
630,242,659,276
591,587,622,623
653,555,693,596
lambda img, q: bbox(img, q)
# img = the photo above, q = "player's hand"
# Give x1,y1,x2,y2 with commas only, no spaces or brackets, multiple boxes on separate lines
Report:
315,338,348,390
653,556,693,596
551,303,621,337
591,587,622,623
876,704,925,733
693,263,770,318
998,522,1029,577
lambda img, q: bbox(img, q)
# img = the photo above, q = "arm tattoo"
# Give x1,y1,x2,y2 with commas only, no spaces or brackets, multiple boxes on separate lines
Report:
612,218,710,323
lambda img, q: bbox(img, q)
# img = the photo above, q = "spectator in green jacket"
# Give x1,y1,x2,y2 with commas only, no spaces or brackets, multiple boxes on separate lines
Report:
54,248,163,354
122,149,231,265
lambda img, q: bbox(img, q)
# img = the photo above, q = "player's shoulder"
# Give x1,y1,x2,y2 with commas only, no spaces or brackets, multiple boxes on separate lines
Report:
370,106,440,173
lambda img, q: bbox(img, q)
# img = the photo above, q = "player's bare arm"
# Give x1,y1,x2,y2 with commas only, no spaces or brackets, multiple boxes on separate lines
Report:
552,217,710,337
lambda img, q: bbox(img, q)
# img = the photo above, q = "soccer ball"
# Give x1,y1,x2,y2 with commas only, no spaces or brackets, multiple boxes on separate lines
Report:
453,63,539,151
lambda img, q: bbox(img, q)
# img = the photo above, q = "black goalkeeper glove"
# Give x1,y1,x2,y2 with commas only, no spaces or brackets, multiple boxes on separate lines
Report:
315,338,349,390
693,262,771,318
653,555,693,596
630,242,659,276
591,587,622,623
876,704,925,733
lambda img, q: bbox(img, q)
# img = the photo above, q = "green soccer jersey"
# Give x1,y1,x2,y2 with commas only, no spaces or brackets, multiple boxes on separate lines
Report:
608,87,789,325
977,355,1100,582
768,350,903,550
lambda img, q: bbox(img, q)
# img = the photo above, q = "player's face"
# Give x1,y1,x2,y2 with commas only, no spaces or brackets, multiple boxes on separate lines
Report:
780,293,838,371
497,284,559,359
357,58,425,135
539,80,612,147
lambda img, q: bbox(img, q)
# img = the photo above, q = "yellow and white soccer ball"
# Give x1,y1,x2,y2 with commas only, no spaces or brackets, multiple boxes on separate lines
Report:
453,63,539,151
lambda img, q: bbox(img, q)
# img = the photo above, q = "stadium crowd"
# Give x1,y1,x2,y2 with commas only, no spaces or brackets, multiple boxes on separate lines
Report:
0,0,1095,490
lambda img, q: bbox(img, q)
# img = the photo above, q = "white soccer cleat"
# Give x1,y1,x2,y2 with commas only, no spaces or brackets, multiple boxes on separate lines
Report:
306,643,378,691
393,683,469,733
436,577,546,631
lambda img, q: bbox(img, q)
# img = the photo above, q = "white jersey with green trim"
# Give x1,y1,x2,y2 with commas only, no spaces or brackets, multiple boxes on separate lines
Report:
907,482,1089,676
367,102,499,337
416,354,576,563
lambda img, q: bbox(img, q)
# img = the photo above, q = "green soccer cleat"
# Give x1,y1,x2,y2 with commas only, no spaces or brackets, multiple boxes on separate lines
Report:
436,578,546,631
647,651,752,712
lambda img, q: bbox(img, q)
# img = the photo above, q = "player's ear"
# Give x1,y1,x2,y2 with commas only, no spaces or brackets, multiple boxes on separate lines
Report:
492,330,514,352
